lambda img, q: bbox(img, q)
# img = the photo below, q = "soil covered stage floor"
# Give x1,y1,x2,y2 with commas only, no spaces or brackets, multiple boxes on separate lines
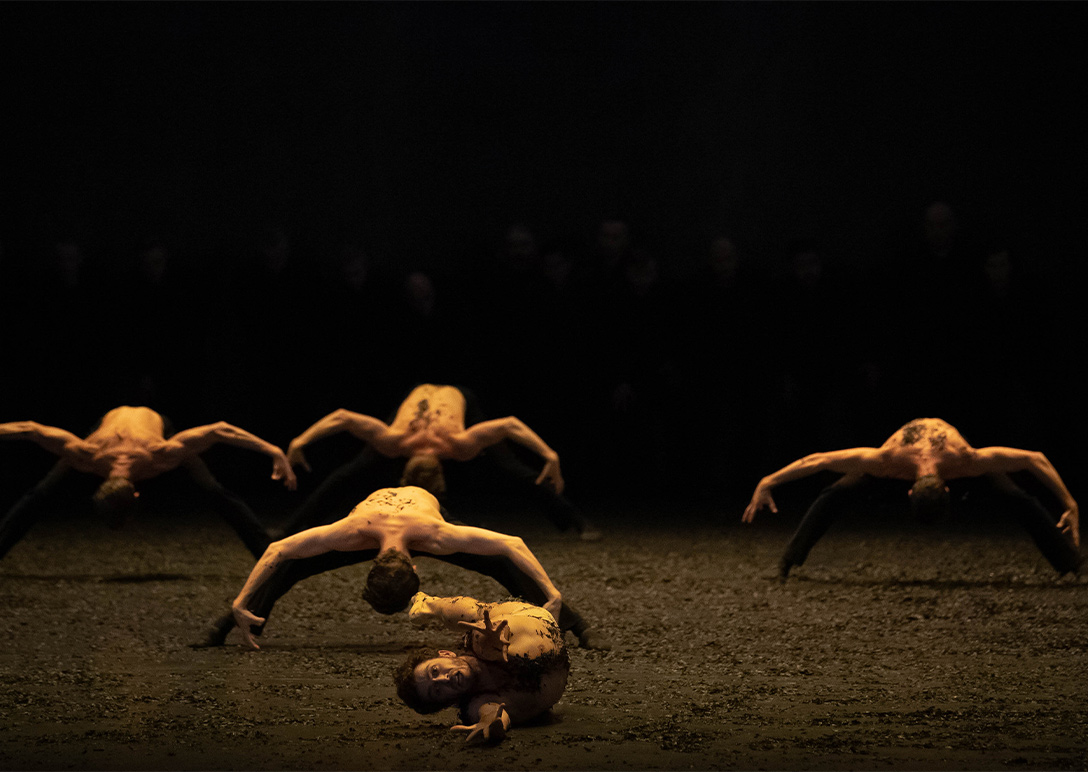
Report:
1,494,1086,771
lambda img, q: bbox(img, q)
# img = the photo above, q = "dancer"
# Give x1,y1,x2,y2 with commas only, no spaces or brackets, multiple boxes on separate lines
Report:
0,406,295,560
208,485,608,649
283,383,600,540
394,592,569,745
743,417,1081,578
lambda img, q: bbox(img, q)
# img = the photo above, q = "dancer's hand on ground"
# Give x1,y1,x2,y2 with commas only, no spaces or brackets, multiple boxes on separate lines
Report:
231,606,266,650
286,441,311,472
451,703,507,745
458,609,510,661
271,452,298,490
536,456,564,494
743,485,777,523
1057,504,1080,547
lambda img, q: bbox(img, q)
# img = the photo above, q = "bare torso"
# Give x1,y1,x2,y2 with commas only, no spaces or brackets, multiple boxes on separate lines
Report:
387,385,467,458
340,486,450,551
878,418,976,480
470,610,568,723
73,406,173,480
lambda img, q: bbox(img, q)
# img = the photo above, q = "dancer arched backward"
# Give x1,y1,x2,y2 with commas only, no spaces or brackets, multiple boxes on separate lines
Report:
281,384,601,541
394,593,569,745
0,406,296,561
742,418,1081,579
206,485,609,649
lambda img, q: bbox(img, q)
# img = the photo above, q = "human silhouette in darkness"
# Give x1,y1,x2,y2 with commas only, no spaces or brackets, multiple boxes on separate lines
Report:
678,235,765,496
956,239,1050,447
760,239,852,465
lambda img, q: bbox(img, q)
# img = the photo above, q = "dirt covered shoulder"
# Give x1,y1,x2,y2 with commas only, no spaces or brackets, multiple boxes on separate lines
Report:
1,501,1087,771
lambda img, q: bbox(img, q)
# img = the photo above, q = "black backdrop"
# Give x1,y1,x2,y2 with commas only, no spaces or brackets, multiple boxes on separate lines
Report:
2,3,1085,509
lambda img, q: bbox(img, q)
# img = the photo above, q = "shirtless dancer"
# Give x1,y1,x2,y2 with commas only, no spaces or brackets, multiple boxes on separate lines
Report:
283,384,600,540
743,418,1081,578
210,485,607,649
0,406,296,560
394,592,569,745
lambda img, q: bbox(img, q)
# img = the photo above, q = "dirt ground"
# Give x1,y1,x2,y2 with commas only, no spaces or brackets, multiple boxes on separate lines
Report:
2,494,1087,772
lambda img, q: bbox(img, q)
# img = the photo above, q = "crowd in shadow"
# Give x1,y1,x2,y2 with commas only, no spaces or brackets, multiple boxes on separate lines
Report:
0,198,1078,515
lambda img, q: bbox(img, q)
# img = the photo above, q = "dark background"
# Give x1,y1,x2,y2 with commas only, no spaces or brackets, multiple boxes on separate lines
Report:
1,2,1085,517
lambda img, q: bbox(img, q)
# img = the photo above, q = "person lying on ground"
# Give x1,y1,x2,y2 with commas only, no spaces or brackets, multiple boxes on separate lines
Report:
394,593,569,745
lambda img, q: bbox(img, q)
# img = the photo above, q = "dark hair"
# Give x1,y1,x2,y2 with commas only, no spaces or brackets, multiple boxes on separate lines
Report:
910,474,950,525
362,549,420,615
393,648,451,715
92,477,139,529
400,455,447,497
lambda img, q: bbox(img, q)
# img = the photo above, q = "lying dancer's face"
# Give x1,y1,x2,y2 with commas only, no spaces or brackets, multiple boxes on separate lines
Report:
414,651,473,705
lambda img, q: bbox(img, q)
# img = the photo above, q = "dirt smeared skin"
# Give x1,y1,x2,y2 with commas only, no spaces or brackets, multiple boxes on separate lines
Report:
1,503,1086,771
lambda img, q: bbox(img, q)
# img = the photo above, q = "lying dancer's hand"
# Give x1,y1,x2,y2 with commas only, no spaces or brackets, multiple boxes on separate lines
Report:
451,702,508,745
458,609,510,662
231,605,266,650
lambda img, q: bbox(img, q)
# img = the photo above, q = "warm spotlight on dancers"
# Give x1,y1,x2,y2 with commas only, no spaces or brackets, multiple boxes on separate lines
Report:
743,418,1081,579
282,383,601,540
200,484,609,650
394,593,569,745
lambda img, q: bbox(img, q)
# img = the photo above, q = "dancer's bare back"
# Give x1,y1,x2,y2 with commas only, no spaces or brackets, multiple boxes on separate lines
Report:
389,385,468,457
286,385,565,491
743,417,1080,546
876,418,976,480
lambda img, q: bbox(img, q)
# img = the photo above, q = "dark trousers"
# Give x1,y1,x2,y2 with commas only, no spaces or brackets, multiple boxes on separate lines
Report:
174,458,272,559
280,386,589,536
0,457,271,562
207,548,590,639
783,474,1082,575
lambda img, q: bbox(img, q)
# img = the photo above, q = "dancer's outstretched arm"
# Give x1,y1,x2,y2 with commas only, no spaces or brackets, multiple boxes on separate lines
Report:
231,519,373,648
286,409,403,470
450,417,564,492
0,421,94,466
743,448,887,522
414,522,562,618
163,422,297,489
962,447,1079,546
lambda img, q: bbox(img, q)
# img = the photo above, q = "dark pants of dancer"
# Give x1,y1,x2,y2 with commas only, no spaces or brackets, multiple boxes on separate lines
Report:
782,474,1082,574
279,386,590,536
0,413,271,561
205,548,590,642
